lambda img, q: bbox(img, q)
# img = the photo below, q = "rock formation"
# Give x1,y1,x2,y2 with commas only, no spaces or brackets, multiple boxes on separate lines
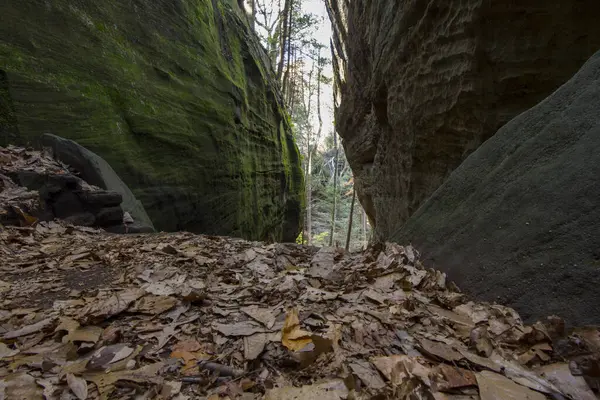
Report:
41,134,155,232
0,144,153,233
395,50,600,325
0,0,303,241
326,0,600,239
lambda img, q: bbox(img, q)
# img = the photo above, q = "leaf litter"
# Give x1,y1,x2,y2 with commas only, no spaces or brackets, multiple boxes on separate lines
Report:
0,212,599,397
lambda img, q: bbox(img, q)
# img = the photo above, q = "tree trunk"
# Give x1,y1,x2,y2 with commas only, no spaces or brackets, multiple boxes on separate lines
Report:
281,0,294,92
329,132,339,246
345,187,356,251
276,0,292,81
251,0,256,29
362,208,367,248
306,149,312,245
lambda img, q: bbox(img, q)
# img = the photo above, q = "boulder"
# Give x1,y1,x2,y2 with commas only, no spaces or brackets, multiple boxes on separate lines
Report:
0,0,303,241
326,0,600,239
41,134,154,231
0,144,139,232
394,51,600,325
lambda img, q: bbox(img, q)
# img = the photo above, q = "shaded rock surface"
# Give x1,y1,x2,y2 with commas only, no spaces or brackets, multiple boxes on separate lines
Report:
0,0,303,241
394,50,600,326
0,144,152,233
327,0,600,239
41,133,154,232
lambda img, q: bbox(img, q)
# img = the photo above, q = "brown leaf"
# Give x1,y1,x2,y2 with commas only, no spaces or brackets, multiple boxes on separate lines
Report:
241,305,277,329
348,359,386,390
0,342,19,359
418,338,463,362
129,295,178,315
244,333,268,360
84,362,164,396
470,326,494,357
536,363,596,400
3,317,56,339
281,308,313,351
63,326,103,344
0,372,43,399
214,321,265,337
12,205,38,226
161,380,183,399
55,317,80,334
87,344,134,371
489,352,562,395
67,373,88,400
476,370,546,400
264,379,348,400
430,364,477,392
78,289,144,323
371,355,431,387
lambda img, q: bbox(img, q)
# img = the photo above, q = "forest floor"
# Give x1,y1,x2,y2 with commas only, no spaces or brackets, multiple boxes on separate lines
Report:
1,224,599,400
0,145,599,399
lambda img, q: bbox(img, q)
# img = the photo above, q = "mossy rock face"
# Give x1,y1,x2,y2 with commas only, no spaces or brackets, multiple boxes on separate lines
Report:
0,0,303,241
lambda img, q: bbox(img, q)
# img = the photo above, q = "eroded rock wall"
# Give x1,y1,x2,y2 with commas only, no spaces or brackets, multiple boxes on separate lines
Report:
394,51,600,325
327,0,600,239
0,0,303,241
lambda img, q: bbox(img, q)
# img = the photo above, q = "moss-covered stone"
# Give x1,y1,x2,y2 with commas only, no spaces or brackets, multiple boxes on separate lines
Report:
0,0,303,241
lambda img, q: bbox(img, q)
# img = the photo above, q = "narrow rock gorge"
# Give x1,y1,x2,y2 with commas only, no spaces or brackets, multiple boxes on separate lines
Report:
327,0,600,239
0,0,303,241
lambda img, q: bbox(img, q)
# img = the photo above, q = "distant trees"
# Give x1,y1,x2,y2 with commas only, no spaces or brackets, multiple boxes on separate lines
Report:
247,0,371,250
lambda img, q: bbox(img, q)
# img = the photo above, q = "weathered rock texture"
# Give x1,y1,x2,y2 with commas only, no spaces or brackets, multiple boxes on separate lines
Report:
394,51,600,325
0,144,152,232
0,0,303,241
326,0,600,239
41,134,154,232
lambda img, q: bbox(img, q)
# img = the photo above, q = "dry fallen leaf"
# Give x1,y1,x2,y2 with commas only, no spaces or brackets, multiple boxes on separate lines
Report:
213,321,265,337
476,370,546,400
241,305,276,329
78,289,145,324
67,373,88,400
0,342,19,359
430,364,477,392
244,333,268,360
281,308,313,351
64,326,104,344
536,363,596,400
0,372,44,399
348,359,387,390
129,295,178,315
418,338,463,362
371,355,431,387
87,344,134,371
264,379,348,400
3,317,56,339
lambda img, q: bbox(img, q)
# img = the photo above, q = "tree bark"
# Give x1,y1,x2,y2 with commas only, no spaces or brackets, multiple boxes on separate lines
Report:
345,187,356,251
281,0,294,93
277,0,292,81
329,132,339,246
250,0,256,29
362,208,367,248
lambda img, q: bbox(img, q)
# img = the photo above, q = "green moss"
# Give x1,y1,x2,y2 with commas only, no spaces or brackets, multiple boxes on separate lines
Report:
0,0,304,241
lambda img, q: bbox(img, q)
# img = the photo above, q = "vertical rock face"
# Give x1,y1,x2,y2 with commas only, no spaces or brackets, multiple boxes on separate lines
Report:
394,51,600,325
327,0,600,239
0,0,303,241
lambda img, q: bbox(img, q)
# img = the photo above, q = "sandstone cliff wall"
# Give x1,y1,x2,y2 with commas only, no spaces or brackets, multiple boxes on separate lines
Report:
327,0,600,239
395,50,600,325
0,0,303,241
